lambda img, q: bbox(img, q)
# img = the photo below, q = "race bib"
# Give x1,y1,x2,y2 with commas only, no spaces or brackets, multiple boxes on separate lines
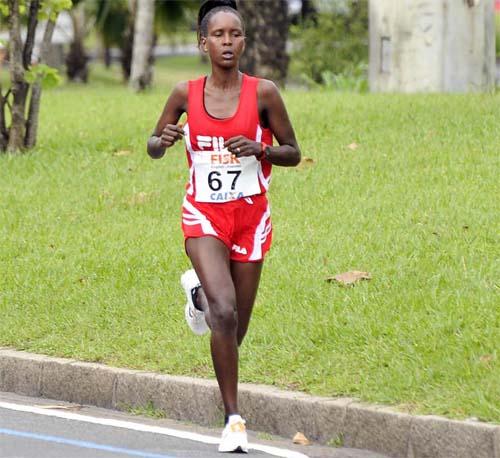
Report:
192,150,261,203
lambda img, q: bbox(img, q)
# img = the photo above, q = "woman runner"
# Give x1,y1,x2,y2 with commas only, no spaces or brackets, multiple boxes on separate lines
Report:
147,0,301,452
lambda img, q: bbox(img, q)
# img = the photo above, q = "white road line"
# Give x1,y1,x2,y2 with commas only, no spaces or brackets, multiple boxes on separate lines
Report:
0,401,309,458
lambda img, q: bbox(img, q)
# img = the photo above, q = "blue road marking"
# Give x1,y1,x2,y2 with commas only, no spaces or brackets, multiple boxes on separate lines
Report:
0,427,176,458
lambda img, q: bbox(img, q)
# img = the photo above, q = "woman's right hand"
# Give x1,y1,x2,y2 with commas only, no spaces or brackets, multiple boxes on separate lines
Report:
160,124,184,148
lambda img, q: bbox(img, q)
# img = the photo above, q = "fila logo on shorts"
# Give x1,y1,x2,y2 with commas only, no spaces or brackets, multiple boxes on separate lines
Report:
232,244,247,255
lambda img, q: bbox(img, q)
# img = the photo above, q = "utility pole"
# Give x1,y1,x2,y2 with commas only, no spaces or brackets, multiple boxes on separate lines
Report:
369,0,496,92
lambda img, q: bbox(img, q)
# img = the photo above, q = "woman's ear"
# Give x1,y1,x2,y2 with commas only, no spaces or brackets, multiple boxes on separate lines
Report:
200,37,208,53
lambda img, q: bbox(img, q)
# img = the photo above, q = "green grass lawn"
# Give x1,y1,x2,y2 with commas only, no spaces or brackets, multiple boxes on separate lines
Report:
0,56,499,424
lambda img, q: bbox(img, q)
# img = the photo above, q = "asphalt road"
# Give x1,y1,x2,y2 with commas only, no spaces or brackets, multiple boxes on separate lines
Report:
0,392,389,458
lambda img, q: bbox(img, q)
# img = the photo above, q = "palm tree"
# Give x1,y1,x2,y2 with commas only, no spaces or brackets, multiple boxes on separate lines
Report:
237,0,289,86
129,0,155,91
126,0,198,86
93,0,128,68
65,0,89,82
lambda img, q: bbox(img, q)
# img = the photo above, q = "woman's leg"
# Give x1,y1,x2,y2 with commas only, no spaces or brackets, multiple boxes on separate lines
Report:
185,236,239,416
230,261,263,346
190,260,263,346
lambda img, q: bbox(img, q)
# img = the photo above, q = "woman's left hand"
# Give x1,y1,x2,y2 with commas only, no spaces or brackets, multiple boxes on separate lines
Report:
224,136,260,158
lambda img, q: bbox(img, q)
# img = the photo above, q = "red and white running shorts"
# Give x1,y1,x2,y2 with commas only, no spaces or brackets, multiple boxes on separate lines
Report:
181,194,272,262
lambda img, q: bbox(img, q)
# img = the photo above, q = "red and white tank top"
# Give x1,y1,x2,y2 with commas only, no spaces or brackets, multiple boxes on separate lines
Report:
183,74,273,204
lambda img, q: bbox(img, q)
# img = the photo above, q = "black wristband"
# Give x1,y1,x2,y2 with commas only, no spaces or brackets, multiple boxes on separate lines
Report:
264,145,271,162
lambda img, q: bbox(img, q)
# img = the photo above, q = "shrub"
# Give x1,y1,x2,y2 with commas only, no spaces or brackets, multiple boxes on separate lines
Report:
290,0,368,88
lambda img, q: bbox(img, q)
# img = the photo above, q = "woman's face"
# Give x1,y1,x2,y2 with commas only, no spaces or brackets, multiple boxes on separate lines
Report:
201,11,245,68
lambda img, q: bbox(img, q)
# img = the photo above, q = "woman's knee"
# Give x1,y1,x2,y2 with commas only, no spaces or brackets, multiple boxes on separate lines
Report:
208,298,238,334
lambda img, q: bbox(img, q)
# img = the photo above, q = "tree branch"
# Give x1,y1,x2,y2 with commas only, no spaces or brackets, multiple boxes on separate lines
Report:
0,85,7,148
39,16,56,62
25,16,57,148
23,0,41,69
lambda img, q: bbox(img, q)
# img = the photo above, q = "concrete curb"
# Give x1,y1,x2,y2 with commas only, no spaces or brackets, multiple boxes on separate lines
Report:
0,348,498,458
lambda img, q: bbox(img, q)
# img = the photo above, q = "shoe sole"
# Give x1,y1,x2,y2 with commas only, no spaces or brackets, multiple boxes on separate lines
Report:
181,270,209,335
218,433,248,453
184,301,208,335
218,446,248,453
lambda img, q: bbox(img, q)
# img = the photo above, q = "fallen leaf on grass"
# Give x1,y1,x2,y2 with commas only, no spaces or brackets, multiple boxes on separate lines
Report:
113,150,133,157
128,191,157,206
326,271,372,286
347,142,359,150
36,404,83,411
479,355,493,365
297,157,315,168
293,432,311,446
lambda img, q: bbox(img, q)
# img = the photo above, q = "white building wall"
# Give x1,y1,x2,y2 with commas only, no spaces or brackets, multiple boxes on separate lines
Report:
369,0,496,92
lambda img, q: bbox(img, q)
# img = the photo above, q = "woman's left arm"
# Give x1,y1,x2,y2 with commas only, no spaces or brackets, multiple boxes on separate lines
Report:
257,79,301,166
225,80,301,166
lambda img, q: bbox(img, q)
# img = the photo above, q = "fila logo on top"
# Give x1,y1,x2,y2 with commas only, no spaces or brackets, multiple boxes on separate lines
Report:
197,135,225,151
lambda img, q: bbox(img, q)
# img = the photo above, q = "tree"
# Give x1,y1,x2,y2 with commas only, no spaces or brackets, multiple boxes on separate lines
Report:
94,0,128,69
301,0,317,23
126,0,198,85
65,0,89,82
0,0,71,153
237,0,289,86
66,0,117,82
129,0,155,91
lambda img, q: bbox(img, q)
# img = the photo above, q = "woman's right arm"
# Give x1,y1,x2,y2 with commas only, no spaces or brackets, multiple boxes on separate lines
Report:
147,81,188,159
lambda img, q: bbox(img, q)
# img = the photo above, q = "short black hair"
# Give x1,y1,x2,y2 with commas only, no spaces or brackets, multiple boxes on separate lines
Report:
197,0,244,44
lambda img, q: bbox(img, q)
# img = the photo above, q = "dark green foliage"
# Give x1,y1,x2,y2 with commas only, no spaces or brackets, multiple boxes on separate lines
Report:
94,0,129,48
291,0,368,86
153,0,200,35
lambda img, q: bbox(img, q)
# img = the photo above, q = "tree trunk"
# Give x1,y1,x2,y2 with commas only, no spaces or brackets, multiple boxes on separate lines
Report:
237,0,289,86
121,0,136,81
0,87,11,151
301,0,317,23
66,5,89,82
25,19,56,149
7,0,27,152
104,46,112,68
129,0,155,91
121,17,134,81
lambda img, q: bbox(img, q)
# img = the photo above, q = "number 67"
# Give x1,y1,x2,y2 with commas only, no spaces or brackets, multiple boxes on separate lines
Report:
208,171,241,191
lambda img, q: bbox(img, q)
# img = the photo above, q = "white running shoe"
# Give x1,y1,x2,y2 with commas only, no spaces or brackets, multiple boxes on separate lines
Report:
181,269,209,335
218,415,249,453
